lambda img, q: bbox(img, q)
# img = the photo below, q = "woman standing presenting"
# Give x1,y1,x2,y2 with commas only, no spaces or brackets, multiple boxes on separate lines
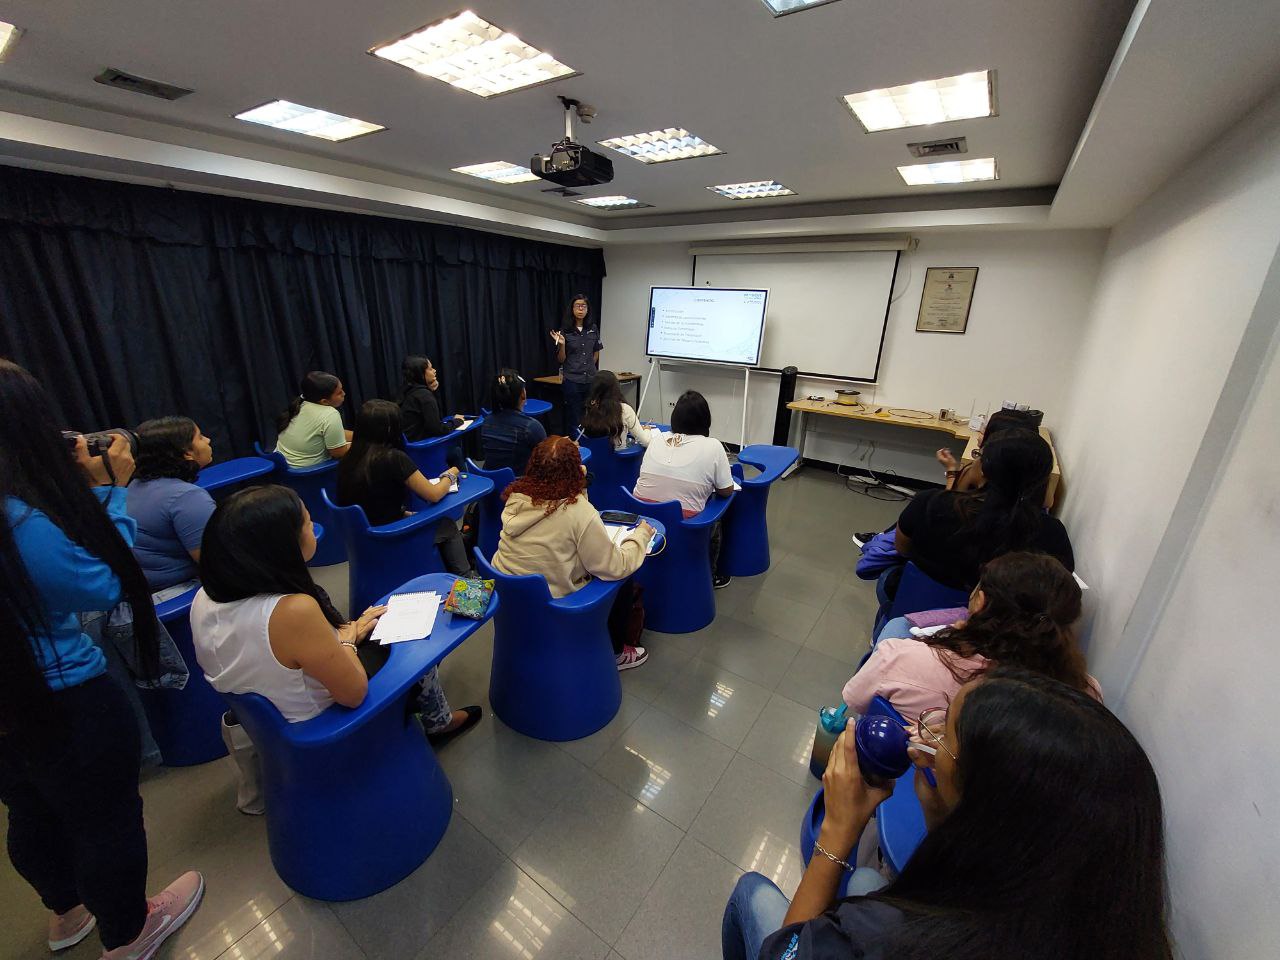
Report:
550,294,601,435
0,360,202,959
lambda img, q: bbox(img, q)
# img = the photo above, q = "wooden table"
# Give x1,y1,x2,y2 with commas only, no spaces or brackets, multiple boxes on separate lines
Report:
534,372,642,410
786,398,1061,507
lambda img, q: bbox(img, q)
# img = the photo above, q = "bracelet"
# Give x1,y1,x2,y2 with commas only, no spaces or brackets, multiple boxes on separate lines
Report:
945,469,961,478
813,841,853,872
339,640,358,652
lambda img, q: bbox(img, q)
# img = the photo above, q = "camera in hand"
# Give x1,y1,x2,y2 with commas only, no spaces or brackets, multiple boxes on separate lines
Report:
62,428,138,459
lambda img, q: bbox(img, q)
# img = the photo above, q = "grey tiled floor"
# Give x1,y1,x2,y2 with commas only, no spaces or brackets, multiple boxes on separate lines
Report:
0,470,900,960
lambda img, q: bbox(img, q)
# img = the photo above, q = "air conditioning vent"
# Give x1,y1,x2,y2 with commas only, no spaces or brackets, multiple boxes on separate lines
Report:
906,137,968,158
541,186,584,197
94,68,193,101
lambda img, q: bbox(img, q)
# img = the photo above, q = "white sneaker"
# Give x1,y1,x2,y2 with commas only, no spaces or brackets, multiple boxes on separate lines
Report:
48,905,95,951
99,871,204,960
616,645,648,670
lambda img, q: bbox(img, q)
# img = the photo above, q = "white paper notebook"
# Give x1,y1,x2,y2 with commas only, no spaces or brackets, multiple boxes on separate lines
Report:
605,524,657,555
454,418,474,431
373,591,441,645
427,477,460,493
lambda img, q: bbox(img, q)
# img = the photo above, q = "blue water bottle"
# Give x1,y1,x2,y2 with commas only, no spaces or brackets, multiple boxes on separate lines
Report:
809,704,850,779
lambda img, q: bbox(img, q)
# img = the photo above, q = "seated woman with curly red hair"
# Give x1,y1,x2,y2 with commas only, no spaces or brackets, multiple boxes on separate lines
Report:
492,436,656,670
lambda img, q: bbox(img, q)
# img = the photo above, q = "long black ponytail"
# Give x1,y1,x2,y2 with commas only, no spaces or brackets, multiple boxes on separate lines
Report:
954,428,1052,569
276,371,340,434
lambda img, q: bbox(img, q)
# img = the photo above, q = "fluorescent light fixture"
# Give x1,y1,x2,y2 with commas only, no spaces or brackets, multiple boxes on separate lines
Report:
760,0,843,16
897,157,997,186
451,161,539,184
0,20,22,61
843,70,996,132
370,10,577,98
573,196,653,210
234,100,384,142
708,180,796,200
598,128,723,164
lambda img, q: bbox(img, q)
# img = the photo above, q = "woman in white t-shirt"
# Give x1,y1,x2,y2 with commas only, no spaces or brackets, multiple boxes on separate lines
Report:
579,370,651,450
633,390,735,587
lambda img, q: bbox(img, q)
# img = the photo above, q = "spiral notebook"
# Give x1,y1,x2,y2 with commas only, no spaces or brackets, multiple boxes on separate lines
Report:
372,591,441,645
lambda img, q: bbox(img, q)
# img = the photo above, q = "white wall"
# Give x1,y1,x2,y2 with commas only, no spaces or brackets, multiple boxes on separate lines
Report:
1055,91,1280,957
600,230,1106,482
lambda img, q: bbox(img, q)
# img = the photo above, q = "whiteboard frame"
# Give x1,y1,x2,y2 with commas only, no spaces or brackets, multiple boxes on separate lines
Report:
689,250,902,384
645,285,770,368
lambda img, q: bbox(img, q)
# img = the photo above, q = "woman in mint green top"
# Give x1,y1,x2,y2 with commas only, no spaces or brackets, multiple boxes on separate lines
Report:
0,359,202,956
274,371,352,468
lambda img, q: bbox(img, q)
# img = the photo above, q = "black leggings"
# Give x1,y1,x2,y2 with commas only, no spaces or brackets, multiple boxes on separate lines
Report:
0,673,148,949
606,580,639,655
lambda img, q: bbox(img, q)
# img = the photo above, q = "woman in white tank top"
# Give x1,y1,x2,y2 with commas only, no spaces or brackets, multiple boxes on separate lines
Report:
191,485,482,810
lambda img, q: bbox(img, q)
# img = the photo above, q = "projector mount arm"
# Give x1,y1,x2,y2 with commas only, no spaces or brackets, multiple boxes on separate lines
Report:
556,95,596,147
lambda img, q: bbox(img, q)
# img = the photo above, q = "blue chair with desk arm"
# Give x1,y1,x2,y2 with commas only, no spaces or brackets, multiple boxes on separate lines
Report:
254,443,345,566
404,415,483,481
873,560,970,639
321,474,494,615
720,444,799,578
579,435,645,513
465,459,514,561
618,487,734,634
219,572,496,901
475,549,623,741
799,696,928,893
138,586,228,766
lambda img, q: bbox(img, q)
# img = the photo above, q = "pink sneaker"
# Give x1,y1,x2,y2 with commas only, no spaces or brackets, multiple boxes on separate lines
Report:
48,904,95,951
100,871,204,960
616,645,648,671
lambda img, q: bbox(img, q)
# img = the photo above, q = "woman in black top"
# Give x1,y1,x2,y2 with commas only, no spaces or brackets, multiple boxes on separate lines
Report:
335,400,470,575
549,294,601,435
894,428,1072,591
398,355,463,443
724,668,1171,960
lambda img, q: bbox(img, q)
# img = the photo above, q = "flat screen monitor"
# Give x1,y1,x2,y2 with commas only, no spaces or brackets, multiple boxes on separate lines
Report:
646,286,768,366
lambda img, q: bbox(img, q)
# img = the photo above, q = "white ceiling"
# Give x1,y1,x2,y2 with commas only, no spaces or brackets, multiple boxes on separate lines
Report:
0,0,1134,222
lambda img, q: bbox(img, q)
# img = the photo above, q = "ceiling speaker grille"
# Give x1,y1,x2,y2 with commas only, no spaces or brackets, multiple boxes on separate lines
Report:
94,68,193,101
906,137,968,158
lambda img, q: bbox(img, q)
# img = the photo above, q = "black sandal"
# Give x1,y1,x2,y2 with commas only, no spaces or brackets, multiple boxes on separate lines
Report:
426,706,483,748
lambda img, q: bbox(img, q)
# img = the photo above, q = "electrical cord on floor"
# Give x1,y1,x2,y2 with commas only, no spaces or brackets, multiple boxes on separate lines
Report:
836,441,910,502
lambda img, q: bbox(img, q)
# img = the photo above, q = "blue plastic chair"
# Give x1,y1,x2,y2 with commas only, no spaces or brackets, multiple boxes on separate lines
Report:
195,456,275,495
138,586,228,766
321,475,493,614
475,549,623,741
466,459,515,562
618,487,734,634
874,561,970,636
580,435,645,513
720,444,798,577
799,696,928,880
254,443,345,567
404,416,483,483
480,399,551,419
220,572,495,901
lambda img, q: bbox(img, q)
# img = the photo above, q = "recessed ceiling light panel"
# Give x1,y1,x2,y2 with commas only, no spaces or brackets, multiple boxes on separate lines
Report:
708,181,796,200
597,128,723,164
897,157,997,186
843,70,996,132
760,0,843,16
235,100,385,141
0,20,22,61
370,10,577,98
452,161,540,184
573,196,653,209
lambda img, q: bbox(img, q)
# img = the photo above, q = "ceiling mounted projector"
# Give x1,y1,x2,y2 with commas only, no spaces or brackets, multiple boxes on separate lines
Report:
531,96,614,188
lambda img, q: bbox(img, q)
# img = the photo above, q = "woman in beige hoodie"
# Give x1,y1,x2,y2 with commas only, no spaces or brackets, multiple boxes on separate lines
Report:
493,436,656,670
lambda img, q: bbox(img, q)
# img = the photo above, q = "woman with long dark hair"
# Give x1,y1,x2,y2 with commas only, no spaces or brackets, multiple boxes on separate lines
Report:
274,370,352,467
724,668,1172,960
398,354,463,443
844,552,1099,722
0,360,203,958
481,368,547,475
493,436,655,669
192,486,479,799
126,416,216,592
892,428,1072,591
336,399,470,575
579,369,651,450
549,294,601,434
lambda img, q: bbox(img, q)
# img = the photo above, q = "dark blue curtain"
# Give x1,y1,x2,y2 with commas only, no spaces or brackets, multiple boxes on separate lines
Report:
0,167,605,457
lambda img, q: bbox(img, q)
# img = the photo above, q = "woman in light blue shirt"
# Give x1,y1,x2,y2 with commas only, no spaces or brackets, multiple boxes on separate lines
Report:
0,360,203,958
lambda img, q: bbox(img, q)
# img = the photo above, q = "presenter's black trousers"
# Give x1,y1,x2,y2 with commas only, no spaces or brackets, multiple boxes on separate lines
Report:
0,672,149,950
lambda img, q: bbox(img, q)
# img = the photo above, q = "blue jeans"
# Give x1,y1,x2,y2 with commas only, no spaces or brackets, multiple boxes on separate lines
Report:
874,616,913,647
722,869,888,959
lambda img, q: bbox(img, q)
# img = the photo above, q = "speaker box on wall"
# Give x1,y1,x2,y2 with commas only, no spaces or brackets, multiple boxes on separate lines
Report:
773,366,798,446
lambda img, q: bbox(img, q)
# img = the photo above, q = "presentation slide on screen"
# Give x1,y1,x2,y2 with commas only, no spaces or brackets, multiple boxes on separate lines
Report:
646,287,768,365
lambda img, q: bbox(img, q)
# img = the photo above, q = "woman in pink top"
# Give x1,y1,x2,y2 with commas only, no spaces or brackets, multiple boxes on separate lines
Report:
843,552,1099,722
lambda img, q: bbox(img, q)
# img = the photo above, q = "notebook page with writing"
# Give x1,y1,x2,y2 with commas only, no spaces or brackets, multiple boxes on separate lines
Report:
373,591,441,645
605,524,656,555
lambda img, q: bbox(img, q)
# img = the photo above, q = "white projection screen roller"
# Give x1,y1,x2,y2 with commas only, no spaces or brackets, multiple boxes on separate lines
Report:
692,250,900,381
